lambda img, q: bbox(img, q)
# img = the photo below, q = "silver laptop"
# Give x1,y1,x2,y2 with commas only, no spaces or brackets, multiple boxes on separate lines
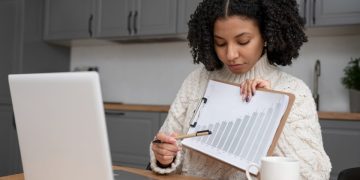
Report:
9,72,151,180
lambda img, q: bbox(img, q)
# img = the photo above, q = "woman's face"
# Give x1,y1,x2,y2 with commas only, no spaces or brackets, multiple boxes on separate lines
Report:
214,15,264,74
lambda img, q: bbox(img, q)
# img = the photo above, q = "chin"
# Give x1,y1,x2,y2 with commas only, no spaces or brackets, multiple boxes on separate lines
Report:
229,69,245,74
228,67,249,74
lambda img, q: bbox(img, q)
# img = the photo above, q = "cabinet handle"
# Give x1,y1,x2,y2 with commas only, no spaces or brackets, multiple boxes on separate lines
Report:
303,0,307,24
105,111,125,116
312,0,316,24
88,14,94,37
127,11,132,35
133,11,138,34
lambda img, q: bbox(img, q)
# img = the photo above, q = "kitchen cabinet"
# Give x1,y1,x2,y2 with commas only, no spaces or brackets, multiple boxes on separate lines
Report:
96,0,177,38
320,120,360,180
0,0,70,176
105,110,163,168
160,112,168,126
44,0,96,40
0,0,19,105
298,0,360,27
134,0,177,36
45,0,178,41
313,0,360,26
296,0,307,23
0,106,13,176
94,0,129,37
177,0,202,34
43,0,203,42
0,0,21,176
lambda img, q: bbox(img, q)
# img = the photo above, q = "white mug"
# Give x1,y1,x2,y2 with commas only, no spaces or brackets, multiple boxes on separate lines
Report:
246,156,299,180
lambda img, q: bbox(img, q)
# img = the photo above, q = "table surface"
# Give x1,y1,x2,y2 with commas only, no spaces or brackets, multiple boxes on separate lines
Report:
0,166,206,180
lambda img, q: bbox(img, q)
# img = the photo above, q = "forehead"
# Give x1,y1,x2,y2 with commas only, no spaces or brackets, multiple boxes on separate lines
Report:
214,15,259,34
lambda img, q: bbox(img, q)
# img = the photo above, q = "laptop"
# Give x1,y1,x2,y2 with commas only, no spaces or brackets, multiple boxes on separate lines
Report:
8,72,152,180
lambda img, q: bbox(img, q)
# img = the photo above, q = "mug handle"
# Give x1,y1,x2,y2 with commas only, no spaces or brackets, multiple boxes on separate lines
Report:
246,163,260,180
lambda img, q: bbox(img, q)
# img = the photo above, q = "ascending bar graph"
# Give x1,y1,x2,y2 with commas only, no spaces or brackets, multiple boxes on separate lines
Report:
181,80,292,175
192,102,281,164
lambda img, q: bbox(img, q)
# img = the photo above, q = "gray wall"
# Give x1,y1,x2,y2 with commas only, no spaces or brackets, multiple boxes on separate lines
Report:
71,28,360,112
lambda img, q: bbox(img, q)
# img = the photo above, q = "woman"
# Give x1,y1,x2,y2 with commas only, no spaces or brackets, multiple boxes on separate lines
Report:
150,0,331,179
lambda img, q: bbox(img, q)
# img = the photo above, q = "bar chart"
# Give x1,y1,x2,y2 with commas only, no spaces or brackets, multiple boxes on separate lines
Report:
181,80,292,175
192,102,282,164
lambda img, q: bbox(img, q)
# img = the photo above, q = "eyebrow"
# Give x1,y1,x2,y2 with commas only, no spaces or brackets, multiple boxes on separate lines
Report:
214,32,251,39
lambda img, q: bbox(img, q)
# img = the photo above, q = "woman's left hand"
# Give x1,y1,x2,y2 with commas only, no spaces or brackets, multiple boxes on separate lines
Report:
240,78,271,102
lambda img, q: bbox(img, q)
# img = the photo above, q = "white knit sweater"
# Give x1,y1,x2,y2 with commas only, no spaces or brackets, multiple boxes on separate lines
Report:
149,55,331,180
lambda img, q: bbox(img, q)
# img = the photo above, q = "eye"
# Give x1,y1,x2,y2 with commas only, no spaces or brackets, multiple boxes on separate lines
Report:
214,41,226,47
238,40,250,45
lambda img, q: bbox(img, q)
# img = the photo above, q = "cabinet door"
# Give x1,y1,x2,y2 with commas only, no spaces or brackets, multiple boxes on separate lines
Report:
320,120,360,180
134,0,177,36
105,111,160,168
95,0,131,38
313,0,360,26
0,105,14,176
296,0,310,26
0,0,20,104
177,0,201,34
159,112,168,128
44,0,95,40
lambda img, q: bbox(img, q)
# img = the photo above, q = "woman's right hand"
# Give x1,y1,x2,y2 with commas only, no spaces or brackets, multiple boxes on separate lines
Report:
151,132,181,167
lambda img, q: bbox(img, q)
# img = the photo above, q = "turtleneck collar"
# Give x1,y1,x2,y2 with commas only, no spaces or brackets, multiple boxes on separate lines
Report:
210,54,278,83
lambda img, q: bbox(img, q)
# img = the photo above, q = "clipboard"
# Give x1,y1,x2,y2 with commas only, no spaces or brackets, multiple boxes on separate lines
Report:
181,80,295,176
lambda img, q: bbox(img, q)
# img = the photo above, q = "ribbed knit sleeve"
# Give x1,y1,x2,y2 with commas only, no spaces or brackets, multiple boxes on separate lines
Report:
149,68,205,174
274,79,332,180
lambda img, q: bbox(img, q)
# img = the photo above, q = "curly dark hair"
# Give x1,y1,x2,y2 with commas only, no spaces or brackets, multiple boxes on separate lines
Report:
187,0,308,71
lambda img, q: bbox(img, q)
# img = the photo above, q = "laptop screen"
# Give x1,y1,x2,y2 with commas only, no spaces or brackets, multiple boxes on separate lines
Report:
9,72,115,180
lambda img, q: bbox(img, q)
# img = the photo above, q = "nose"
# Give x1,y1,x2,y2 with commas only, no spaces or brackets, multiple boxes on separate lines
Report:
226,44,239,62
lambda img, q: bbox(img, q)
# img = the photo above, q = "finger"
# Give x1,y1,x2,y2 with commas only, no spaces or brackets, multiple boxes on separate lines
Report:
246,79,253,102
251,79,258,95
156,143,180,154
152,144,177,156
240,82,247,101
257,80,271,89
156,132,176,144
153,147,178,157
152,139,180,154
239,83,244,95
242,80,249,100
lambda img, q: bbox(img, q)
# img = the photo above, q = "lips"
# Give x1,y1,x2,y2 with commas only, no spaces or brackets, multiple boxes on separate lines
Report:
228,64,246,71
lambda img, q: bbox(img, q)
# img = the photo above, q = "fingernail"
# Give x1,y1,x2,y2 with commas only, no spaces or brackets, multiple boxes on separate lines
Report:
245,97,249,102
252,91,255,96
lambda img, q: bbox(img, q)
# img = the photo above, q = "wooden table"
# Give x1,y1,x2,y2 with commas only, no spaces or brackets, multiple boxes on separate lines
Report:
0,166,206,180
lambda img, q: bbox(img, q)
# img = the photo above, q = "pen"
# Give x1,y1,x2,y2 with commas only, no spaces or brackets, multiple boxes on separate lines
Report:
152,130,212,143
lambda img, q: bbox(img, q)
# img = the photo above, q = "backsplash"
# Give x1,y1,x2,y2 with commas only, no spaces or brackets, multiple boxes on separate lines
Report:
71,33,360,112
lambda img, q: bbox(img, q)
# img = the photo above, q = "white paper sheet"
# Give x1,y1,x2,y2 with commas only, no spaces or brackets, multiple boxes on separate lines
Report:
182,80,290,174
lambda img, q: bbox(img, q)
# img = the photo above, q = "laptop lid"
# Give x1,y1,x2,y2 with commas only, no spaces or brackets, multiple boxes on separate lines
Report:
9,72,114,180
